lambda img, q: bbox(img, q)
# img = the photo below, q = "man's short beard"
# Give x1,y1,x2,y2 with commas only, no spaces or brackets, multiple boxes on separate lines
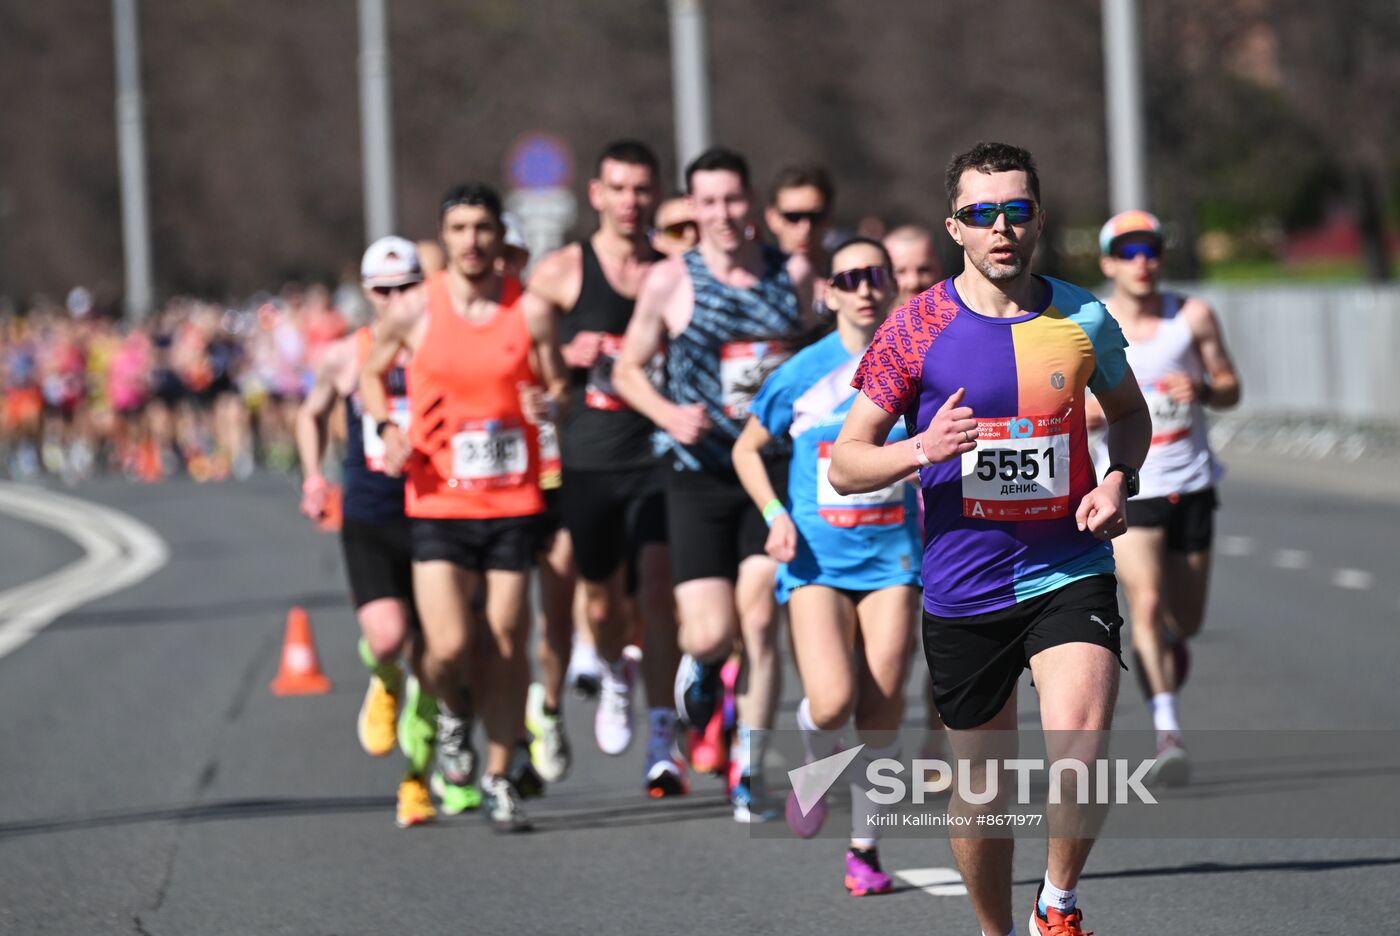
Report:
975,254,1025,282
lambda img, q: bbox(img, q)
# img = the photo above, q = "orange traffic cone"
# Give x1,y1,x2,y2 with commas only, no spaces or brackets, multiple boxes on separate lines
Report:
270,606,332,695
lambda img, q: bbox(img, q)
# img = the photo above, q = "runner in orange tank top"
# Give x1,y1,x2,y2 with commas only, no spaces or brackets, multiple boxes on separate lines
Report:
361,183,567,833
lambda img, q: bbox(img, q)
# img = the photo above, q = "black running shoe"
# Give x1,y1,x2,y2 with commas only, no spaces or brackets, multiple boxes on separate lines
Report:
508,740,547,799
673,654,723,728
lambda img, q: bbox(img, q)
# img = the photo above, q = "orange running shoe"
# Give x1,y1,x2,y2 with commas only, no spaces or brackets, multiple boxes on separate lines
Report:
357,672,400,757
395,775,436,828
1030,887,1093,936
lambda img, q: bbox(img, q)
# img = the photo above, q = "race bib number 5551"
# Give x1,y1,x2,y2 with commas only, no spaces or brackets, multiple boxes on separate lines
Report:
961,413,1071,521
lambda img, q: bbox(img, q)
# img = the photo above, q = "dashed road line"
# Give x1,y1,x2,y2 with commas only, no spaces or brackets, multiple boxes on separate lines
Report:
895,866,968,897
1223,534,1382,597
1331,568,1374,591
1218,535,1256,557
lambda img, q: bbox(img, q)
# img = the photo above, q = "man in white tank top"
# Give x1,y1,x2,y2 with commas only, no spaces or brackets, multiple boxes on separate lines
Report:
1089,211,1241,785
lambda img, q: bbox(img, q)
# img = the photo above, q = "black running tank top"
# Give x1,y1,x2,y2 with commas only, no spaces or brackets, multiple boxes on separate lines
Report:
556,240,661,470
343,328,408,523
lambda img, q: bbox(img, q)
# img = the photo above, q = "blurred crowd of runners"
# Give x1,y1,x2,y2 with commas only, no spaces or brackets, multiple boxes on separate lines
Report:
0,281,369,484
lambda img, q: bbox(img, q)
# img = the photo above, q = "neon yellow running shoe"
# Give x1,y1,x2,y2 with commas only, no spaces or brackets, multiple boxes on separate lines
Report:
396,775,436,829
526,682,571,783
397,676,437,777
431,771,483,814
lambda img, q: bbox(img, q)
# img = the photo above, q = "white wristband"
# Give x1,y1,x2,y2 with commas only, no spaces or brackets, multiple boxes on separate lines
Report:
913,436,933,469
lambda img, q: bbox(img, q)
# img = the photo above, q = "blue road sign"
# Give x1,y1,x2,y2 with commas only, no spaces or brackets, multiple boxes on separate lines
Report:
506,133,574,191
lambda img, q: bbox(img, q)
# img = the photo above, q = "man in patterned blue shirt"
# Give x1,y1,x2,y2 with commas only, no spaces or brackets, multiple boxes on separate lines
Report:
614,146,816,821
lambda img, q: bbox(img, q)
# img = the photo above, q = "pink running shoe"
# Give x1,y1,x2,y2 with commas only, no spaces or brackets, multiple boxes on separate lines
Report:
784,774,829,839
720,658,740,730
844,848,893,896
688,706,728,776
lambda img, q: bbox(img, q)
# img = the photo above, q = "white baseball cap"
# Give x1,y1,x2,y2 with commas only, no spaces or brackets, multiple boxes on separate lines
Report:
501,212,530,252
360,236,424,287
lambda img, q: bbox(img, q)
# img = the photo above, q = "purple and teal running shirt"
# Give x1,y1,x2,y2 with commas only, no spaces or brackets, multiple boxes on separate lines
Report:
851,276,1129,617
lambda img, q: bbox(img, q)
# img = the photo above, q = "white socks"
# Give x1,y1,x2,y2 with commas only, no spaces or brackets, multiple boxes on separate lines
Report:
1151,692,1180,733
796,697,841,762
733,723,769,775
1040,872,1076,911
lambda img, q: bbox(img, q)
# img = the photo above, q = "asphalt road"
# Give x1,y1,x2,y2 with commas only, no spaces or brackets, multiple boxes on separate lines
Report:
0,512,82,595
1,453,1397,935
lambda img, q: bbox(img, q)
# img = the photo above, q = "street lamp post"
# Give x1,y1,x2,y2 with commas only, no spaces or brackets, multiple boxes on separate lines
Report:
113,0,155,319
359,0,397,242
1102,0,1149,213
667,0,713,189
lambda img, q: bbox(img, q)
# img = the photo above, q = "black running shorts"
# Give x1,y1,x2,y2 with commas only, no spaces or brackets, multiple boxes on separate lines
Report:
666,467,772,585
533,487,566,554
922,574,1125,730
1125,487,1217,553
561,466,667,585
410,515,537,572
340,515,415,610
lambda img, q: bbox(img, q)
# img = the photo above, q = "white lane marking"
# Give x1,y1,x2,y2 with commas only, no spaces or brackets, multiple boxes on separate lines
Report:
1272,549,1310,570
0,483,169,660
1331,568,1374,591
895,866,967,897
1218,535,1255,557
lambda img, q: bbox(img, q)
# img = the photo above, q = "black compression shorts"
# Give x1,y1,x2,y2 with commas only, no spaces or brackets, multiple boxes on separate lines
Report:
560,466,667,585
534,487,565,554
340,515,415,610
666,467,771,585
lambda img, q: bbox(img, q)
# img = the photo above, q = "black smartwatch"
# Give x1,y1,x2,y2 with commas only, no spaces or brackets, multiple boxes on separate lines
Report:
375,419,396,439
1105,463,1140,498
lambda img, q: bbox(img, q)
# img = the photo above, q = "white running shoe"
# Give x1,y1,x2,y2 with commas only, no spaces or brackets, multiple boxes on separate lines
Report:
566,640,604,700
481,774,533,833
526,682,572,783
434,704,477,788
1146,731,1191,787
595,658,635,756
644,711,688,798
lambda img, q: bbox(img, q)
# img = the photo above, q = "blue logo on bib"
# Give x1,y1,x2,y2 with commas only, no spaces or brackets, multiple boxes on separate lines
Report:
1010,418,1035,439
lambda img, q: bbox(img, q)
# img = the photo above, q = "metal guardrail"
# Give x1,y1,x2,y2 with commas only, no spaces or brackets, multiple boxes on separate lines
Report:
1107,283,1400,460
1184,283,1400,426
